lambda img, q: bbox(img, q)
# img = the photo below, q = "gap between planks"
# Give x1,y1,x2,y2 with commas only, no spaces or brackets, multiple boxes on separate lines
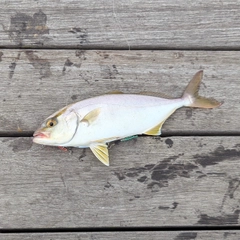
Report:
1,226,240,233
2,46,240,51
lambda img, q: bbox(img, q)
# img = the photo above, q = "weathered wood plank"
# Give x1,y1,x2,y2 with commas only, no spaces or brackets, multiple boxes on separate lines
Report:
0,231,239,240
0,136,240,228
0,50,236,133
0,0,240,48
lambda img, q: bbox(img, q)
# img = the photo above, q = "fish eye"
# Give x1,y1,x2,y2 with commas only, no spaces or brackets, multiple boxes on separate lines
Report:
46,118,57,127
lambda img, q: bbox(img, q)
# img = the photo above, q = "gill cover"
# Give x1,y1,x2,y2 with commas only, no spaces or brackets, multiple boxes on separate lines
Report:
33,108,79,146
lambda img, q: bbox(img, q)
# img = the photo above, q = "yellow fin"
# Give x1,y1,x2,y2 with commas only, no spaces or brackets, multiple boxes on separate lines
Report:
81,108,101,125
143,109,176,136
183,70,222,108
90,143,109,166
138,91,173,99
107,90,124,94
143,121,165,135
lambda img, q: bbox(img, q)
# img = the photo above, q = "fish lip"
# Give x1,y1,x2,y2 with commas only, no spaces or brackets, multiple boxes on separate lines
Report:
33,130,49,138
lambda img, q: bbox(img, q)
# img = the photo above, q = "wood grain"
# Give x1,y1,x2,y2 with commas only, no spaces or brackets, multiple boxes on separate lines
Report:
0,0,238,235
0,0,240,49
0,50,236,133
1,136,240,228
0,231,239,240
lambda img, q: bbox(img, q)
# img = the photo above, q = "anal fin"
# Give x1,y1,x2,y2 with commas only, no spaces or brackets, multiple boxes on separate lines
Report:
90,143,109,166
143,121,165,136
143,109,176,136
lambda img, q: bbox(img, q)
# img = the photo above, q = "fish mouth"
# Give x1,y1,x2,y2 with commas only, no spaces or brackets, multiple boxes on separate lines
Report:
33,130,50,139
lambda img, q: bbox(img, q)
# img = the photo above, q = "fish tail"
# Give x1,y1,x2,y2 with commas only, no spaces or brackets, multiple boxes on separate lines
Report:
182,70,222,108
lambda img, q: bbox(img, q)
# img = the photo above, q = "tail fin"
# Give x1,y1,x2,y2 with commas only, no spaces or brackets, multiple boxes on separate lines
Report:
182,70,222,108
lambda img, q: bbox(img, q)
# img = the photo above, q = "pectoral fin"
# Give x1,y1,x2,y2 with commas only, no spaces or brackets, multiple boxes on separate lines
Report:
81,108,101,125
90,143,109,166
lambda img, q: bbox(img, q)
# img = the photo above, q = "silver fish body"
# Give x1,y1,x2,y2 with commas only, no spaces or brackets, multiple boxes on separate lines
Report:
33,71,221,166
61,94,183,147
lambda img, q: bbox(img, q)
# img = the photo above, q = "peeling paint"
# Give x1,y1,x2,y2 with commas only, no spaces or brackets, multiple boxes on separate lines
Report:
100,65,119,79
8,52,21,79
71,94,79,101
0,52,3,61
62,58,81,75
69,28,88,45
9,62,17,79
114,171,126,180
198,210,240,225
165,138,173,148
78,149,86,162
114,154,199,191
185,109,193,119
25,51,51,79
225,179,240,199
7,10,49,45
75,50,86,60
174,232,197,240
194,146,240,167
9,138,32,152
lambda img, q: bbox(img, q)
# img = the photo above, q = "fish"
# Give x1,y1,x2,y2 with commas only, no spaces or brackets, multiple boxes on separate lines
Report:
33,70,221,166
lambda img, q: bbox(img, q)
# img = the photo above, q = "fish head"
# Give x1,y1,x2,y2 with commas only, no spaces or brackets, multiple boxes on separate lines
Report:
33,106,78,146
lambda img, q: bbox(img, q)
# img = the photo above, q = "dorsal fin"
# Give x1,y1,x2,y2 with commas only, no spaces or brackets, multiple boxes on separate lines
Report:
106,90,173,99
107,90,124,94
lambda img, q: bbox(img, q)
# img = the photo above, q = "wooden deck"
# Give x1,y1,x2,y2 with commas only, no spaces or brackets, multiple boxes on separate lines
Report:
1,0,240,239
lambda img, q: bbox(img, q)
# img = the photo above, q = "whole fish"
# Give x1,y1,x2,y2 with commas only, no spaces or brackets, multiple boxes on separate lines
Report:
33,71,221,166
